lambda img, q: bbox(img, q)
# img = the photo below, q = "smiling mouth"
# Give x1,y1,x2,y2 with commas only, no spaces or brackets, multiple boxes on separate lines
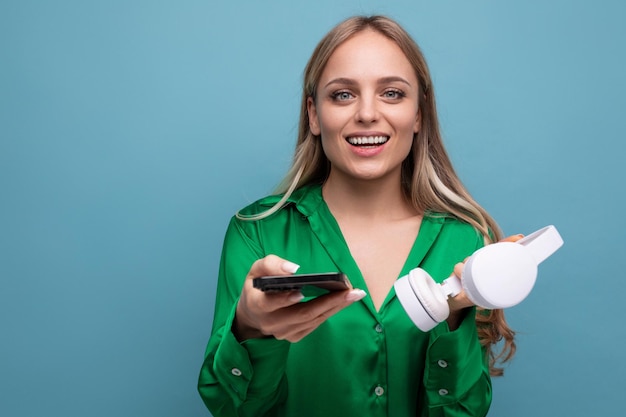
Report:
346,136,390,147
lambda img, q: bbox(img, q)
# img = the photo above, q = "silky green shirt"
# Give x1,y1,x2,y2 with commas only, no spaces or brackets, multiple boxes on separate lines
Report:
198,185,491,417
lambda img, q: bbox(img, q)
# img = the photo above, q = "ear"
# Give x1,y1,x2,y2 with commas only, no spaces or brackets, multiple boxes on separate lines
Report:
414,107,422,134
307,97,321,136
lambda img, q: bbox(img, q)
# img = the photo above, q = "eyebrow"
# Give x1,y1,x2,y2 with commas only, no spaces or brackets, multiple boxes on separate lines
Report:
324,76,413,89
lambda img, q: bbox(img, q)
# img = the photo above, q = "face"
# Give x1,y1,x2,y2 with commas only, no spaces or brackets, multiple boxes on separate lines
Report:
307,29,421,183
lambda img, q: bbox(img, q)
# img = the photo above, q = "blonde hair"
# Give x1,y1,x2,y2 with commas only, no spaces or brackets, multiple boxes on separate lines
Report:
237,15,515,375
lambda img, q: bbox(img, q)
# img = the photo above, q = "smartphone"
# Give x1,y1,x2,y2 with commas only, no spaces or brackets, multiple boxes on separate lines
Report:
253,272,351,294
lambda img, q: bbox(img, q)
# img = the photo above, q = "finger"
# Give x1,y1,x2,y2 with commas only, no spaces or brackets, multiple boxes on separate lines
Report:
296,288,365,319
247,254,300,280
500,234,524,243
453,262,464,278
448,290,474,311
272,289,366,341
243,255,305,312
256,290,306,312
285,303,349,343
277,303,355,341
271,309,334,342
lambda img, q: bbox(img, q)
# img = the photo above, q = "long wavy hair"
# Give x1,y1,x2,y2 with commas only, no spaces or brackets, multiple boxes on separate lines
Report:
237,15,515,375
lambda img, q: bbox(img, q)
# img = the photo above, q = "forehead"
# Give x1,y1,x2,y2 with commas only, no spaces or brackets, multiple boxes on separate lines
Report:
320,29,417,84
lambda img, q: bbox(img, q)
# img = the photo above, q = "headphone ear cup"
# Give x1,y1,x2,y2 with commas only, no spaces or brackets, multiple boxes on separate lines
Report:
395,268,450,332
462,243,537,309
410,269,450,323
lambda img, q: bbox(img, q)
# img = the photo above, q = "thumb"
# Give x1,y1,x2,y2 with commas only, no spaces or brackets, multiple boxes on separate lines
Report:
247,254,300,279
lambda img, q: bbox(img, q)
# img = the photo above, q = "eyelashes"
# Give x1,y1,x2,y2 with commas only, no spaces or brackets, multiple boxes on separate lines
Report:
329,88,407,102
382,89,406,99
331,91,354,101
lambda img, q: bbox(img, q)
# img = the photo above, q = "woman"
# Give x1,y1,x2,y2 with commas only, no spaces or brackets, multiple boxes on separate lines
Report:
198,15,516,417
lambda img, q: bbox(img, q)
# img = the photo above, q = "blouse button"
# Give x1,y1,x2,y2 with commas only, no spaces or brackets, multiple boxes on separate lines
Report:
231,368,242,377
375,323,383,333
437,359,448,368
438,388,449,396
374,385,385,396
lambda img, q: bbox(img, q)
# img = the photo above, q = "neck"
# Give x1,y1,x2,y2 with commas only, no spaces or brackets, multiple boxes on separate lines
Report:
322,170,418,221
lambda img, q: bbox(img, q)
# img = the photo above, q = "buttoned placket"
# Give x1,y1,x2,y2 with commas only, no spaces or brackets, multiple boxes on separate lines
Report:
372,318,388,409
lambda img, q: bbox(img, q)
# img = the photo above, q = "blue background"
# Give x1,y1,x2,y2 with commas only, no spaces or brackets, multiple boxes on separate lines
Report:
1,1,624,416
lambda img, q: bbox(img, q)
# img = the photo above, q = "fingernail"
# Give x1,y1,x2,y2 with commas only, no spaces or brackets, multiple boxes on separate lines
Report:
345,289,367,302
281,261,300,274
288,292,304,303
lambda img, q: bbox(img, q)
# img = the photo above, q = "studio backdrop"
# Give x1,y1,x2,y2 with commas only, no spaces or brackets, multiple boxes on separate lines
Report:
1,1,624,416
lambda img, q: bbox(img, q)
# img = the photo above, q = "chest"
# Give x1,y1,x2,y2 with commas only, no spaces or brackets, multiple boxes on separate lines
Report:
338,217,422,311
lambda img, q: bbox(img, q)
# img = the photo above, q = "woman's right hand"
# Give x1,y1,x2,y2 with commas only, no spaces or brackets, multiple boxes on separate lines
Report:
233,255,366,343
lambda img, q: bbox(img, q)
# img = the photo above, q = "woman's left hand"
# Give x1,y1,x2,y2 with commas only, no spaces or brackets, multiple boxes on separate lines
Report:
446,234,524,330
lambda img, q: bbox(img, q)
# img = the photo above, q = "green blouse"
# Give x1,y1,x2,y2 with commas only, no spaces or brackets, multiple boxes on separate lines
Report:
198,185,491,417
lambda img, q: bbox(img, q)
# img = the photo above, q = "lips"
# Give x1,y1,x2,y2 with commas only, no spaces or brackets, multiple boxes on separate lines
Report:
346,135,390,146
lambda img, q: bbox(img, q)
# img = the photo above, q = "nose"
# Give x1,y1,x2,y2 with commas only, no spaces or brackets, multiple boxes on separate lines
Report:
355,95,379,124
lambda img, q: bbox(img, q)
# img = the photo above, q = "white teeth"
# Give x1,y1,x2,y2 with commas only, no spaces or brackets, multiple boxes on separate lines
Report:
347,136,389,145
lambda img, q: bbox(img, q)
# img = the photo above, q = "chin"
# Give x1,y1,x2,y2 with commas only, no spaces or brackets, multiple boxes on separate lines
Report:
347,167,398,182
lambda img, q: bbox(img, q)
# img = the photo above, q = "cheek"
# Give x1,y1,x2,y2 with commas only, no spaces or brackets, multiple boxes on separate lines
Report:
393,107,420,129
392,115,420,141
394,114,417,156
319,132,341,153
317,113,345,139
399,134,414,159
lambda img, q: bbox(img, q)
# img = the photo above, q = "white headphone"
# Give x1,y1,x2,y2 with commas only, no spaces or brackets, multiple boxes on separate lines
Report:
394,225,564,331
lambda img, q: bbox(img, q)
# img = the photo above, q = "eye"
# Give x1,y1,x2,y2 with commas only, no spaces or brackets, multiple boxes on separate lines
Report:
331,90,354,101
382,89,406,100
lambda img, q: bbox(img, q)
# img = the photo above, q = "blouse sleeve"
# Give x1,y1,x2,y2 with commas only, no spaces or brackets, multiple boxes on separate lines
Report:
419,308,491,417
418,223,492,417
197,217,291,417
